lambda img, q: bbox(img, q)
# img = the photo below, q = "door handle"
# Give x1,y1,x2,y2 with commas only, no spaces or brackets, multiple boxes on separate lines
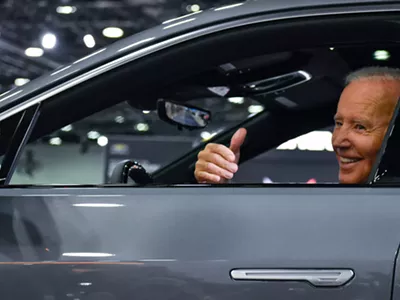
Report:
230,269,354,287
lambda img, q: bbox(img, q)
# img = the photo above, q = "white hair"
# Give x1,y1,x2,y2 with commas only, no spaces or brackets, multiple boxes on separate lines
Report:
345,66,400,86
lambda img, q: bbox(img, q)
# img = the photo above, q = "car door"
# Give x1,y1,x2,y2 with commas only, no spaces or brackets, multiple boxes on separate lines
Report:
370,98,400,300
0,104,399,298
1,173,400,299
1,3,400,300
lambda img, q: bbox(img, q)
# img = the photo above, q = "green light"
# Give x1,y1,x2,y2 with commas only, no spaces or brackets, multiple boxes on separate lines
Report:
374,50,390,61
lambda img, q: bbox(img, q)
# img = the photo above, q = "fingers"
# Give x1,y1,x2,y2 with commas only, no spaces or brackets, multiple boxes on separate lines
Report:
198,146,238,172
205,143,236,162
194,128,246,184
196,160,234,180
195,171,221,184
229,128,247,154
195,143,239,184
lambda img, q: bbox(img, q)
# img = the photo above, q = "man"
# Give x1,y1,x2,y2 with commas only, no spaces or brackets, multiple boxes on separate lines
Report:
194,66,400,184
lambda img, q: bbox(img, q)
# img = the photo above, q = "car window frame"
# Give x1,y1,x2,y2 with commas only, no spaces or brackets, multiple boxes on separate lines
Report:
369,98,400,185
2,9,400,186
0,4,399,121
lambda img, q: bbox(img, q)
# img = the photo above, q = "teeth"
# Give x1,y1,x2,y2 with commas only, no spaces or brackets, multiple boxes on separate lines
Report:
340,157,359,163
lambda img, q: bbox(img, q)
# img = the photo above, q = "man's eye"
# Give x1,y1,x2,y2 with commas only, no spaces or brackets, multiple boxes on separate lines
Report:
335,121,342,127
355,124,366,131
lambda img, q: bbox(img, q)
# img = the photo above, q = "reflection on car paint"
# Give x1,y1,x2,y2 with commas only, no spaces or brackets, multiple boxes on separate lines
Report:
162,11,203,25
117,37,156,52
73,48,107,64
163,18,197,30
0,90,22,102
214,3,245,11
50,65,72,76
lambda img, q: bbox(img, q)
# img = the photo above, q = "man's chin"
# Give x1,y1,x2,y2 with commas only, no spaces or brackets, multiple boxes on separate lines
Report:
338,172,368,184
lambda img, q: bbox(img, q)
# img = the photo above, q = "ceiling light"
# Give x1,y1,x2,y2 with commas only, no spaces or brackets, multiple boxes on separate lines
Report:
49,137,62,146
87,131,100,140
41,33,57,49
248,105,264,114
263,177,273,183
329,47,335,50
83,34,95,48
61,124,73,132
200,131,211,140
79,282,92,286
97,136,108,147
190,4,201,12
201,131,217,141
25,47,44,57
374,50,390,61
102,27,124,38
14,78,30,86
135,123,149,132
228,97,244,104
115,116,125,123
56,6,77,14
142,110,150,114
277,131,333,152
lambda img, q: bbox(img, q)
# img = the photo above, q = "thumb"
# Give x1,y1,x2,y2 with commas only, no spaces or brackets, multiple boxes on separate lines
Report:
229,128,247,154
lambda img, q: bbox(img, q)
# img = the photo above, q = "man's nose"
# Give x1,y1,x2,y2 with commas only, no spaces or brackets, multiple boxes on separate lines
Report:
332,128,351,149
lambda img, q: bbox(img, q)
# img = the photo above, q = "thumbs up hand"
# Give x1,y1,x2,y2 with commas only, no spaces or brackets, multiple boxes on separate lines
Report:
194,128,247,183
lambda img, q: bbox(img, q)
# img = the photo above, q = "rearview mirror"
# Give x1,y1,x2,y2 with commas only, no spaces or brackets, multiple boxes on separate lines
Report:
157,99,211,129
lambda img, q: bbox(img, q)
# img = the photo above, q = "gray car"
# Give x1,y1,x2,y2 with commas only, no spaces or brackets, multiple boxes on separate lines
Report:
1,0,400,299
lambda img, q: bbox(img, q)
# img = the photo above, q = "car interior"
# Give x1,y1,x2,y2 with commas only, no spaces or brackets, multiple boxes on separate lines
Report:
2,14,400,186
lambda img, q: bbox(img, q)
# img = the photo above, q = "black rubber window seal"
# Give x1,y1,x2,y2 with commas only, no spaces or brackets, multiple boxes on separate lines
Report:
0,104,41,185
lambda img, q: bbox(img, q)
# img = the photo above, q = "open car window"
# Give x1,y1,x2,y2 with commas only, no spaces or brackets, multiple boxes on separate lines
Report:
7,44,400,186
234,126,337,184
10,99,262,185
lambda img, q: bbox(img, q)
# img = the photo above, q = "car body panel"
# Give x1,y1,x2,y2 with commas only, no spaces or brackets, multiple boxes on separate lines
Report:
0,1,400,299
392,245,400,300
0,186,398,299
1,1,400,120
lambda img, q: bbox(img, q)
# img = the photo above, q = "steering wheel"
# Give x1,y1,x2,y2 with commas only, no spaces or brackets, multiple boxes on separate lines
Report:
109,160,154,185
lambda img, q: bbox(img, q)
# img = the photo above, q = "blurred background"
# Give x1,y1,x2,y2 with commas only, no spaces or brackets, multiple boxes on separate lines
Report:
0,0,339,184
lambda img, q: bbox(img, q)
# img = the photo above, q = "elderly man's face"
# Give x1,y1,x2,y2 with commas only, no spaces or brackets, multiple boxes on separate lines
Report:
332,78,400,184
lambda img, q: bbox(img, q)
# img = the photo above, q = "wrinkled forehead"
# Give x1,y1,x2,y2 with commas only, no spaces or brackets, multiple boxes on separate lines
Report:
336,78,400,121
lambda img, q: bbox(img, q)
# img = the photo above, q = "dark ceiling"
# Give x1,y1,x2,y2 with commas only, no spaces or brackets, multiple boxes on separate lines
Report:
0,0,237,90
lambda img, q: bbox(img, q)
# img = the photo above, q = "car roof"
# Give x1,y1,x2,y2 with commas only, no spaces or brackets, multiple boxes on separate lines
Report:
0,0,398,111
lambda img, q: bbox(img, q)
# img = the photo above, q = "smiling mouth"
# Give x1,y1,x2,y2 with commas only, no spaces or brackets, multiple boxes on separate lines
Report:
339,157,362,164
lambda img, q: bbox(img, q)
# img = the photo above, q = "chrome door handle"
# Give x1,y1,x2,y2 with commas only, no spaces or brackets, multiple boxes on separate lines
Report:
230,269,354,287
